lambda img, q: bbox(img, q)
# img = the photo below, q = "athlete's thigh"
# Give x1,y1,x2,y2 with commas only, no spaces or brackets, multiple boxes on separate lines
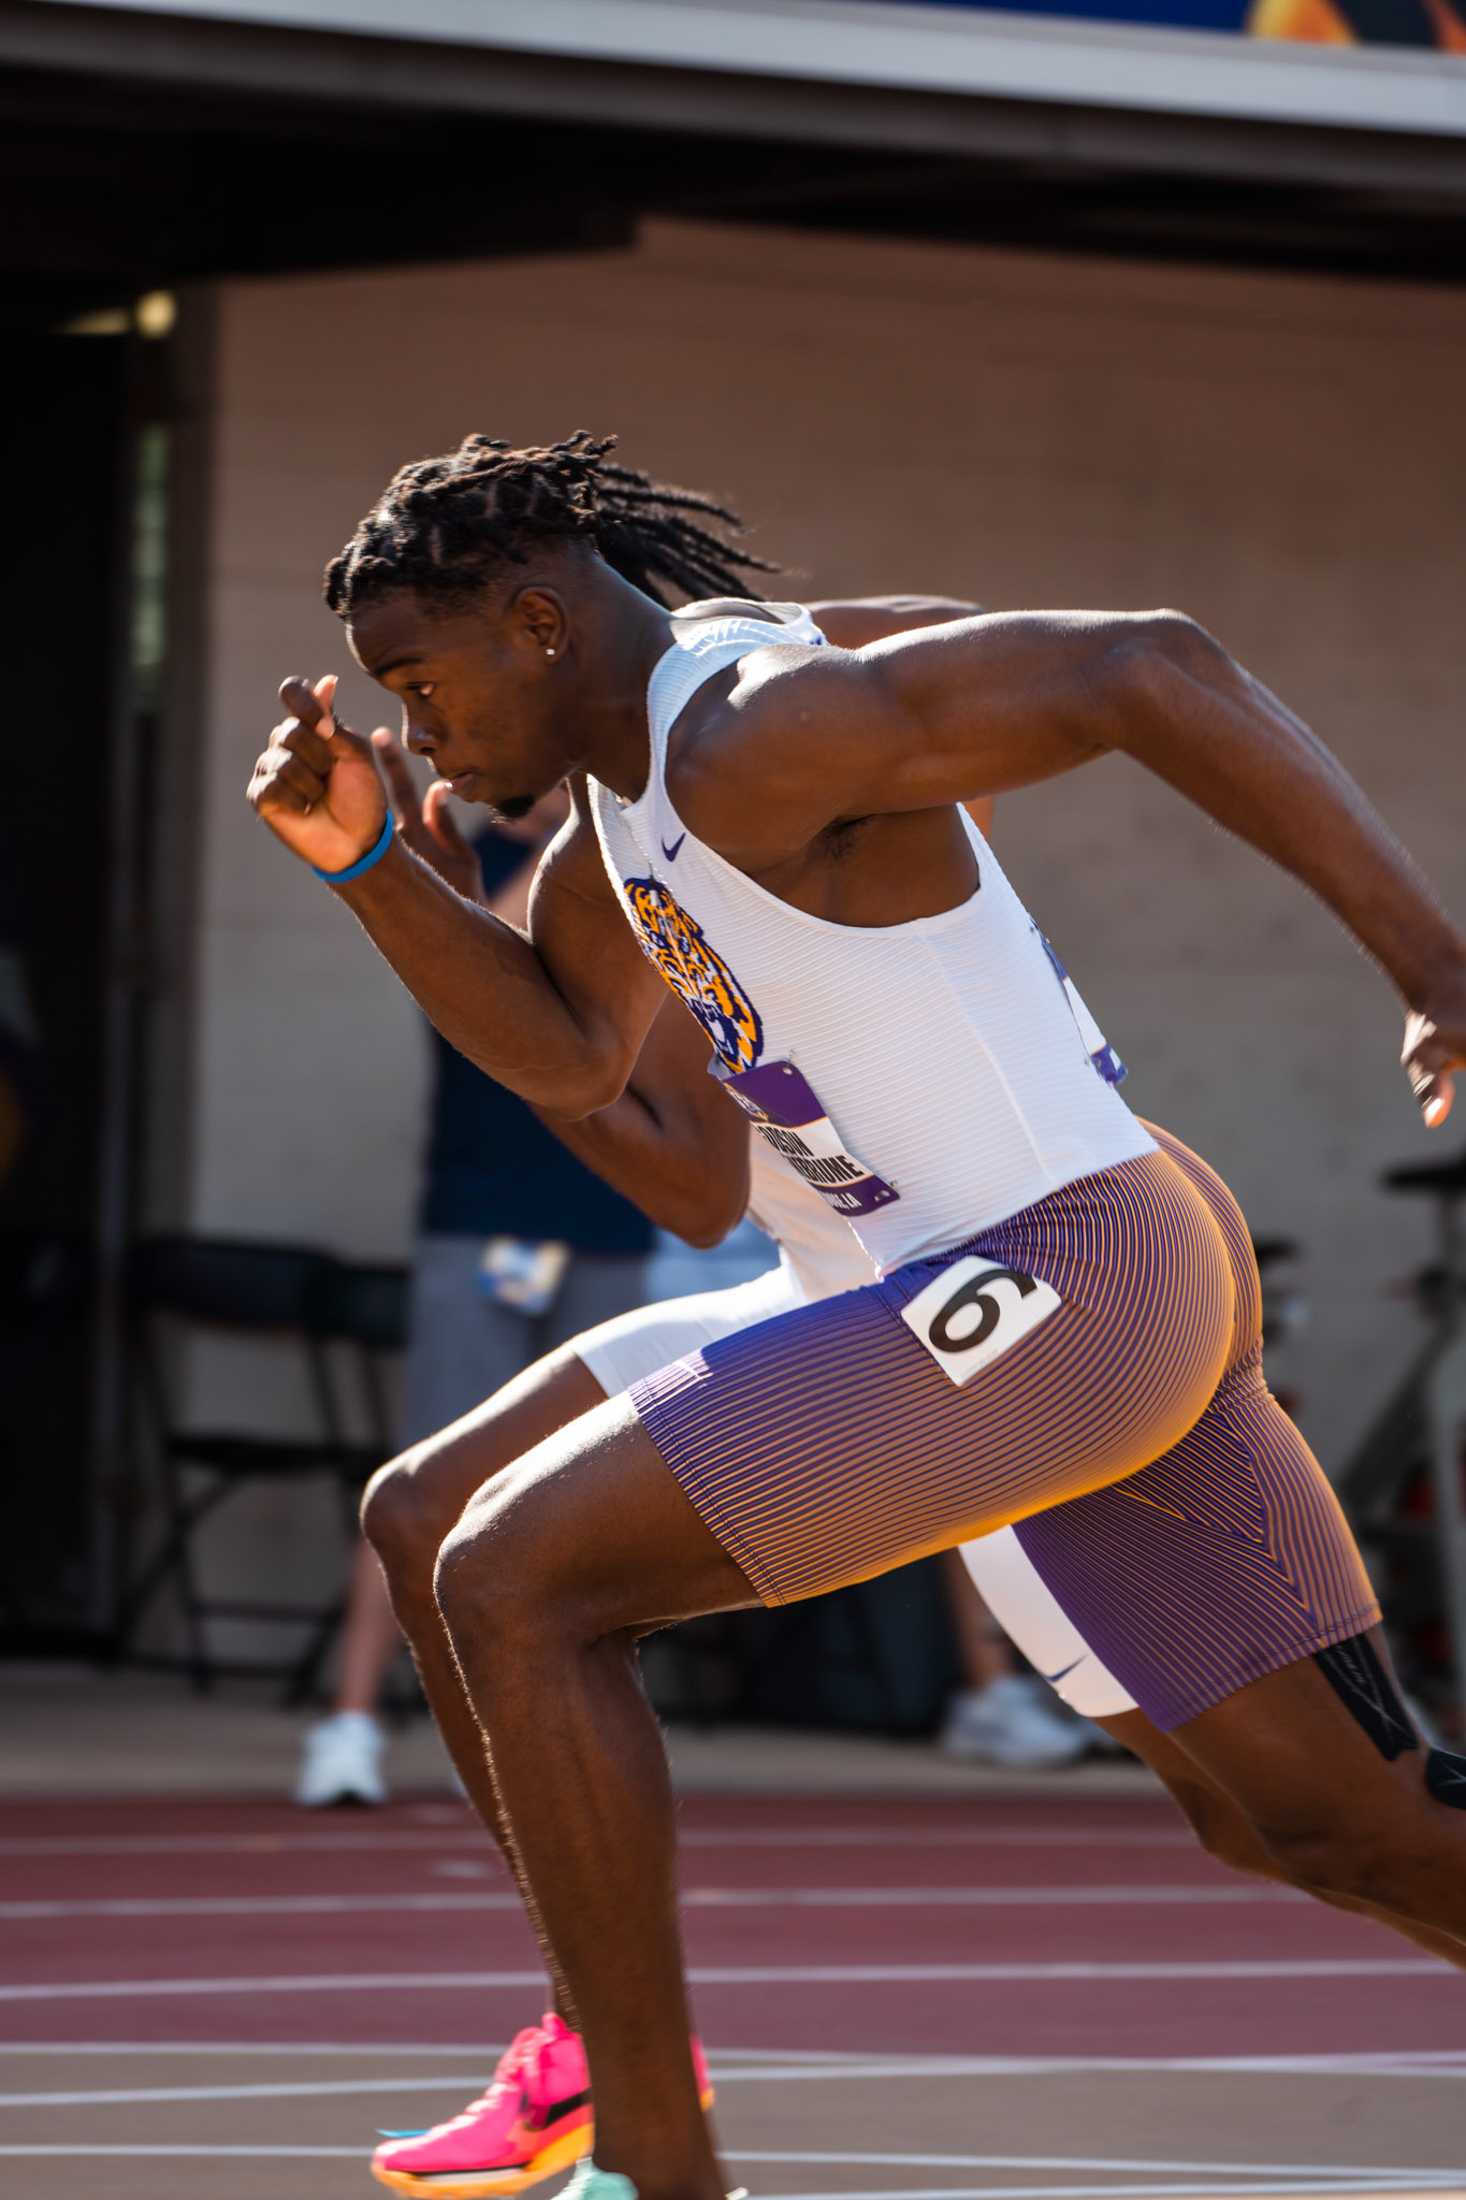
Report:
387,1266,804,1567
1012,1370,1378,1731
387,1341,610,1548
444,1390,762,1638
1002,1118,1377,1730
627,1145,1232,1607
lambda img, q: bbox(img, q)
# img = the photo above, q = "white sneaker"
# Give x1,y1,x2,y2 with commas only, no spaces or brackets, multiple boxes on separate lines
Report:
294,1711,388,1806
940,1675,1088,1769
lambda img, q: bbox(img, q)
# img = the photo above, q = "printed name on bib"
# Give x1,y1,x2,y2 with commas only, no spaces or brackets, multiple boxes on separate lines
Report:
900,1254,1061,1387
715,1057,900,1219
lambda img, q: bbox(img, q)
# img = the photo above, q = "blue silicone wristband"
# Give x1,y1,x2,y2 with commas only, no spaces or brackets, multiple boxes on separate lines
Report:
313,811,394,885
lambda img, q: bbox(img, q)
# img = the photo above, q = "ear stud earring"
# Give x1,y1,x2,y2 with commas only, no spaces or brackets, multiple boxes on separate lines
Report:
546,647,557,659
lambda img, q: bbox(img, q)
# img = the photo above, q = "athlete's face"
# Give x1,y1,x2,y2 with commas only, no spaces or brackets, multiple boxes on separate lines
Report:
348,585,573,822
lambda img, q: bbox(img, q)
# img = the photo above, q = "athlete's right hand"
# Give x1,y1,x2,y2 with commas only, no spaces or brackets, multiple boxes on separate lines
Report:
369,729,483,904
247,675,387,876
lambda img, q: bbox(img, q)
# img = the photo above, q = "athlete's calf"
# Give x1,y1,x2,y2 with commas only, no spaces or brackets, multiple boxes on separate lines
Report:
1174,1632,1466,1960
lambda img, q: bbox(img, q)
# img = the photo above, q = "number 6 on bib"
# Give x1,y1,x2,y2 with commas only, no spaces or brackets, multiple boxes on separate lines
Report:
900,1256,1062,1386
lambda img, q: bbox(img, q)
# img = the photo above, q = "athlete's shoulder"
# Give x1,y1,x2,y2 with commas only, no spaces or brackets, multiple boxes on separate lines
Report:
666,636,867,864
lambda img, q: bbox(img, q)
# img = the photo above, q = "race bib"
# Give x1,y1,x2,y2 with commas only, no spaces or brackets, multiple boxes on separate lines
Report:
716,1058,900,1219
900,1255,1061,1386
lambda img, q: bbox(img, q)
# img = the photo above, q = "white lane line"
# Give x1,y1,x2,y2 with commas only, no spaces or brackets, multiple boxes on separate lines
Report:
0,2075,488,2107
0,1957,1449,2004
0,2057,1461,2089
0,2160,1454,2196
2,2044,1464,2086
0,1824,1192,1859
21,2078,1441,2122
1,2040,1462,2064
731,2156,1466,2180
0,2041,883,2063
0,2095,1451,2197
0,2146,366,2157
744,2187,1466,2199
0,1883,1278,1922
701,2061,1466,2087
0,2132,1456,2184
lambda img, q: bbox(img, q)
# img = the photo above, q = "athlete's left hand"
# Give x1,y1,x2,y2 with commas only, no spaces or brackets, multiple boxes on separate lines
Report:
1402,964,1466,1128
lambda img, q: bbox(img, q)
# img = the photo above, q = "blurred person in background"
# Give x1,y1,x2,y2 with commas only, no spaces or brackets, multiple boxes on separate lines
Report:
297,783,656,1806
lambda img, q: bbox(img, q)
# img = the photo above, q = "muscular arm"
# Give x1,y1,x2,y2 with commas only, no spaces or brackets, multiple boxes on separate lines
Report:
338,781,667,1118
676,609,1464,1056
806,595,993,836
533,997,750,1246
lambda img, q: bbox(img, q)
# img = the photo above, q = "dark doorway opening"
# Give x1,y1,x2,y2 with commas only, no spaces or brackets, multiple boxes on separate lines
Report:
1,333,131,1652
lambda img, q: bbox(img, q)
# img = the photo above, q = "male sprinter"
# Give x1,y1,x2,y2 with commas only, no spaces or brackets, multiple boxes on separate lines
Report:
364,708,1464,2200
248,433,1466,2200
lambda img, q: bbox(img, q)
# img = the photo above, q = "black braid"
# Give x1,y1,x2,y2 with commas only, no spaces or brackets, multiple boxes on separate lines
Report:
324,430,777,616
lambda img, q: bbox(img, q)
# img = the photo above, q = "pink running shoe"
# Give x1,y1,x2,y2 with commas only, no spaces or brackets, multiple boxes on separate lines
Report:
371,2014,714,2199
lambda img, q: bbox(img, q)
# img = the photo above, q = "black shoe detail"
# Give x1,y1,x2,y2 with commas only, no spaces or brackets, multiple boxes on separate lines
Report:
538,2090,593,2131
1314,1633,1418,1761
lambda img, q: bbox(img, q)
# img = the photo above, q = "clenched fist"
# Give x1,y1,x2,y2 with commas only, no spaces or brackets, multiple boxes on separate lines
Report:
247,675,389,877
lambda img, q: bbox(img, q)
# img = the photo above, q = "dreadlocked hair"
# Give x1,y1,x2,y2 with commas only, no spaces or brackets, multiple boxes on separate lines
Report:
323,430,778,617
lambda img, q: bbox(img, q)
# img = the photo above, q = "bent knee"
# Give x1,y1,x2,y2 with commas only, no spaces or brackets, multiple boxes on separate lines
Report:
361,1450,456,1581
1170,1779,1277,1882
432,1510,524,1647
433,1483,598,1653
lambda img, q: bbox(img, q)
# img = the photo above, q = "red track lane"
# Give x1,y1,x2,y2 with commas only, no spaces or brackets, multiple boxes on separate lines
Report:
3,1791,1464,2064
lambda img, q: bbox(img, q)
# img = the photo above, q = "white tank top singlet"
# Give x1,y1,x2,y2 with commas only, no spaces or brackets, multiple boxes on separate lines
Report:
590,600,1155,1275
744,1134,874,1304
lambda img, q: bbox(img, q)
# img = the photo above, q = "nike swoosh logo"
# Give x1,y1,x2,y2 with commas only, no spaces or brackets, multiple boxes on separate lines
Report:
661,832,687,862
1044,1656,1084,1685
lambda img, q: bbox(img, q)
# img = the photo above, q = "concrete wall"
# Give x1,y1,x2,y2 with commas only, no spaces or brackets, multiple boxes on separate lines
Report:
189,216,1466,1499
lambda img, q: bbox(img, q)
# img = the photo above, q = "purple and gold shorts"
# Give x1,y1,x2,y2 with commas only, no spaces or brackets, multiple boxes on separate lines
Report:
629,1124,1378,1731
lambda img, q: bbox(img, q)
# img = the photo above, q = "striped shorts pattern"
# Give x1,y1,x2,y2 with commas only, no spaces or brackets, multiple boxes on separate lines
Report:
1013,1127,1378,1729
629,1124,1379,1730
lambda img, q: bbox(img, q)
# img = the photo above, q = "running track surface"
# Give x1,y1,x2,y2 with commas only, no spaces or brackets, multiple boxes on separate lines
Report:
2,1789,1464,2200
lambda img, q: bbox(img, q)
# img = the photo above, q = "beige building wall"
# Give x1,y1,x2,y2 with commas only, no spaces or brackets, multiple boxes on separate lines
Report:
185,218,1465,1602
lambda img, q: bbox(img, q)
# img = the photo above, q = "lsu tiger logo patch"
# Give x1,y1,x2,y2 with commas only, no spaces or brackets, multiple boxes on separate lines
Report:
623,878,764,1073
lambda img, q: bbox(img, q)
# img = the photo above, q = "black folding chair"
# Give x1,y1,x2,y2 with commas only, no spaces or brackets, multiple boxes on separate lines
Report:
115,1236,405,1698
